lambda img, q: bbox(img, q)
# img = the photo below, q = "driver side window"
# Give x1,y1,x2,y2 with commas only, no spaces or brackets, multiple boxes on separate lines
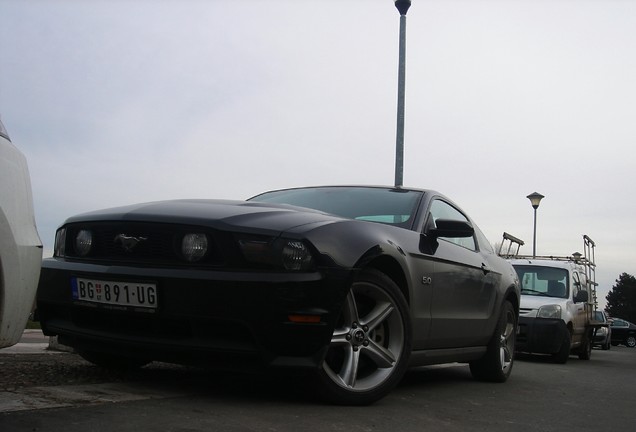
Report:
428,199,476,251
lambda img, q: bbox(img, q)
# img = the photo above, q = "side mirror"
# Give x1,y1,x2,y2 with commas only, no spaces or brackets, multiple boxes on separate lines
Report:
574,290,589,303
429,219,475,239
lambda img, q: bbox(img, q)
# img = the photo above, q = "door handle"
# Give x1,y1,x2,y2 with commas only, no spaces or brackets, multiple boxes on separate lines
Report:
481,263,491,275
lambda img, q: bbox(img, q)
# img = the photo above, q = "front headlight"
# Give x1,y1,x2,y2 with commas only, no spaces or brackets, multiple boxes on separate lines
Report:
537,304,562,319
54,228,67,257
282,241,312,271
75,230,93,256
238,236,314,271
181,233,208,262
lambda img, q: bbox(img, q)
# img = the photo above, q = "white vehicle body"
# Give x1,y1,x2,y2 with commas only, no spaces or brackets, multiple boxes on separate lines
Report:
0,119,42,347
501,234,599,364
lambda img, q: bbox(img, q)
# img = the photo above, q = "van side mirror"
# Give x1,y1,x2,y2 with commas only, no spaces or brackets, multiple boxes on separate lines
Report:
574,290,589,303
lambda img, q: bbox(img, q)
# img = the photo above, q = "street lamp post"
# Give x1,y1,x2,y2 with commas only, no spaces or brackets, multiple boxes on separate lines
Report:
394,0,411,187
527,192,545,258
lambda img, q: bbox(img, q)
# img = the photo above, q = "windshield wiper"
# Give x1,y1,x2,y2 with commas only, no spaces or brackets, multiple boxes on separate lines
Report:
521,288,544,295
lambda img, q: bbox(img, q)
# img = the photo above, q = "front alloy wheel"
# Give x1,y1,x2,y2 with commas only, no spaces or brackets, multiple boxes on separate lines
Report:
316,269,411,405
626,335,636,348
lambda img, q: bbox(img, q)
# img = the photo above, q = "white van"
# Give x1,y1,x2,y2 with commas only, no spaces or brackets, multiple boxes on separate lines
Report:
499,234,600,364
510,257,594,363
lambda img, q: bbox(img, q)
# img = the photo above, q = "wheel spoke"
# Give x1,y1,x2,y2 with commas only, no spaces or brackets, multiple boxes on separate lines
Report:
503,321,515,341
338,346,360,388
344,290,361,325
499,313,515,370
329,291,361,345
361,301,394,333
330,328,351,346
363,338,397,369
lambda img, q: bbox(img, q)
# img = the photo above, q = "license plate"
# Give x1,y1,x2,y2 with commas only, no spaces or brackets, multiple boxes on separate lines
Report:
71,277,158,309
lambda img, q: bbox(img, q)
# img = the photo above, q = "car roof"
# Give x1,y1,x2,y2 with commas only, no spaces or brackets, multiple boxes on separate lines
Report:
248,185,435,198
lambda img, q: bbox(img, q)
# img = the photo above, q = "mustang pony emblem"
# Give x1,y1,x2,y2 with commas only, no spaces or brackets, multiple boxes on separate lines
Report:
113,234,147,252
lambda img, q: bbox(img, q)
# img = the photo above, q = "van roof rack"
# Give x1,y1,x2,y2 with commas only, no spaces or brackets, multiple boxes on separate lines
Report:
499,233,598,308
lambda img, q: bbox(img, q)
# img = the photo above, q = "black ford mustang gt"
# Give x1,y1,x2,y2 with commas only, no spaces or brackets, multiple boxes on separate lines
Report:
36,186,520,405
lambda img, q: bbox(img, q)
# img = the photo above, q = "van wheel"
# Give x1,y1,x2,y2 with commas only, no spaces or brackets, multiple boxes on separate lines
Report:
578,330,592,360
552,331,571,364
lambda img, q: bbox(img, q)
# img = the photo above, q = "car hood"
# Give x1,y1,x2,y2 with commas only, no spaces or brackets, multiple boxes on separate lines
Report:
64,199,345,234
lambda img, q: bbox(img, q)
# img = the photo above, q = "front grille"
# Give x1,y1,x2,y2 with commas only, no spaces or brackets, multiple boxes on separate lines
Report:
64,222,233,266
100,226,171,259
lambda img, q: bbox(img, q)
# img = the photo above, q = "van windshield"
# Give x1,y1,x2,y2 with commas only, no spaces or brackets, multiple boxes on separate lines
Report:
513,265,569,298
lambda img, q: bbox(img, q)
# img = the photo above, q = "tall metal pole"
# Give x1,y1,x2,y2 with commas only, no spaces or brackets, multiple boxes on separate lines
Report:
532,207,538,258
394,0,410,187
526,192,544,258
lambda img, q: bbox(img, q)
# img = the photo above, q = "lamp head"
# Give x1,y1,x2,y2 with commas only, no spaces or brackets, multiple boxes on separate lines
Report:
395,0,411,15
527,192,545,209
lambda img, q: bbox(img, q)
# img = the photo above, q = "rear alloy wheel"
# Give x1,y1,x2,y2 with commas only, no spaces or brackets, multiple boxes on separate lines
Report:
315,269,412,405
469,300,516,382
626,335,636,348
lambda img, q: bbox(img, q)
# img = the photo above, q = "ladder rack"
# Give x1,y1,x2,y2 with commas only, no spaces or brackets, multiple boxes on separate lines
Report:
499,233,598,309
498,232,525,258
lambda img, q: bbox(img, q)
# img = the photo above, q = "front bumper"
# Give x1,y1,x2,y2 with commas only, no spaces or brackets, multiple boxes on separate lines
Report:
515,316,568,354
36,258,352,370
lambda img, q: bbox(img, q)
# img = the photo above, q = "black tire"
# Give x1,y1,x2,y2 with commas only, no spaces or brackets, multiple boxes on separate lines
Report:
469,300,516,382
78,349,150,370
626,335,636,348
552,330,571,364
314,268,412,405
578,330,592,360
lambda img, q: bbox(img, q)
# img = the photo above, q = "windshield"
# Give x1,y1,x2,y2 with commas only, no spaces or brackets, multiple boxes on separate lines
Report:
249,186,424,228
514,265,569,298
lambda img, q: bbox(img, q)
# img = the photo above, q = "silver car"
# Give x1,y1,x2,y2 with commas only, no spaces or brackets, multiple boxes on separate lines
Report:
593,310,611,350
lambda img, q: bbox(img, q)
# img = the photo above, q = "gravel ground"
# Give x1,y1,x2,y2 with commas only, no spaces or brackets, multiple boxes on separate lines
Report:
0,351,200,392
0,332,307,401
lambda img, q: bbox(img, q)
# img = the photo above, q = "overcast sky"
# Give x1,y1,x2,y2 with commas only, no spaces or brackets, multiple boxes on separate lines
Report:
2,0,634,307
